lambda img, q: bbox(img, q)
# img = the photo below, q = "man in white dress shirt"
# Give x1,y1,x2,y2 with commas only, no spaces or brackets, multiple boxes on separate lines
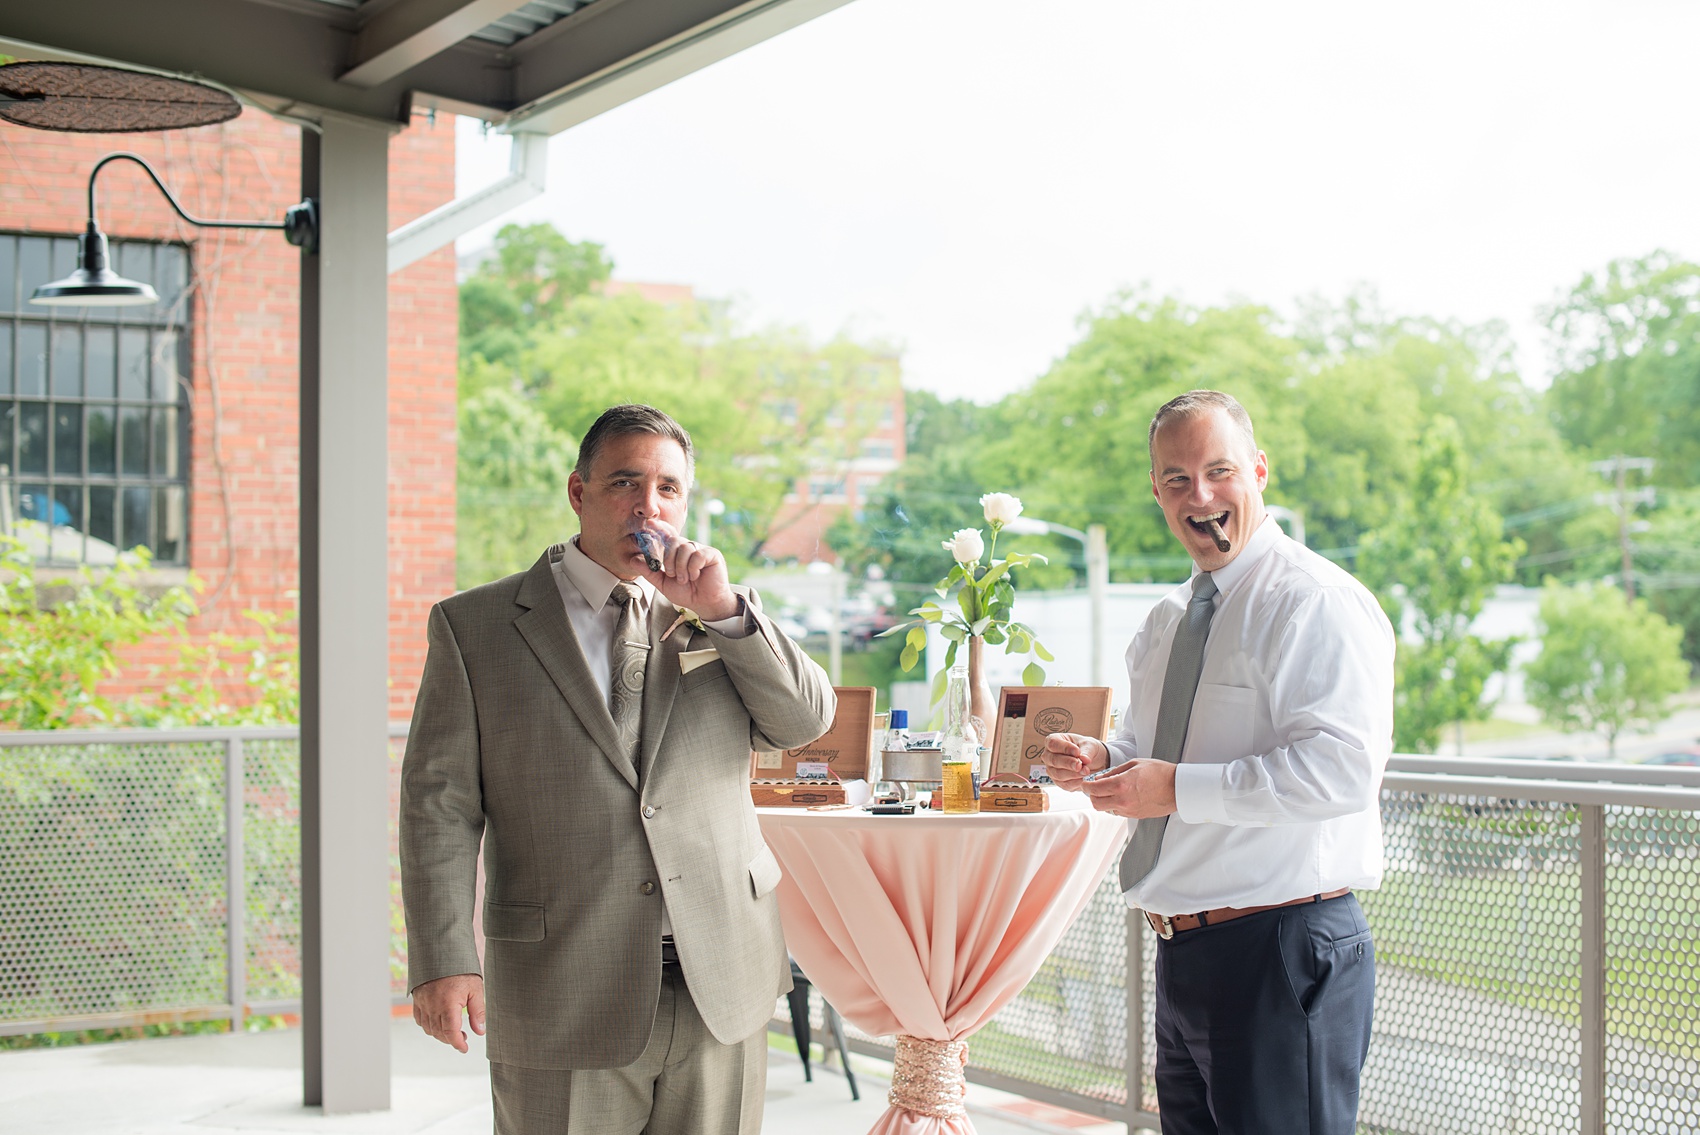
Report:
1043,389,1394,1135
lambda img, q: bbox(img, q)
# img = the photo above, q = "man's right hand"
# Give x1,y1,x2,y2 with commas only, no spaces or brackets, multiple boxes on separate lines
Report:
1043,732,1109,790
412,973,485,1053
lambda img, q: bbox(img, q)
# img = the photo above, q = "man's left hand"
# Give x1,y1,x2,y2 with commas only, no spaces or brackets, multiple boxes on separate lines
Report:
643,526,740,621
1080,759,1179,819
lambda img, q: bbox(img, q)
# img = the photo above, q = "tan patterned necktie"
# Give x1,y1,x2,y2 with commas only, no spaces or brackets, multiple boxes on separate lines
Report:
609,580,649,769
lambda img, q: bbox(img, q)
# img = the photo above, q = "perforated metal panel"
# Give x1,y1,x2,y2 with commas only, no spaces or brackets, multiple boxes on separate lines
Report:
0,738,229,1026
1602,805,1700,1134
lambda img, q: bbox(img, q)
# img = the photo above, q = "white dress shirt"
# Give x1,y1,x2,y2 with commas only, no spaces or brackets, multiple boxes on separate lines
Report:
1109,515,1396,915
548,537,749,938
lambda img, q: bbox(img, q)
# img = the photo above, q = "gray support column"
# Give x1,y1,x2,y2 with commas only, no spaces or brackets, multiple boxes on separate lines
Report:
1579,803,1607,1135
299,115,394,1114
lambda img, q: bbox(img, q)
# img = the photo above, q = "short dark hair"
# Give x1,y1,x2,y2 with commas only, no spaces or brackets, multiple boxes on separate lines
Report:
1148,389,1257,464
574,404,695,481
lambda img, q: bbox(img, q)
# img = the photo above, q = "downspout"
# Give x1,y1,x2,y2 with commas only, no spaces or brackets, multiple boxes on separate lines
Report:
386,130,548,274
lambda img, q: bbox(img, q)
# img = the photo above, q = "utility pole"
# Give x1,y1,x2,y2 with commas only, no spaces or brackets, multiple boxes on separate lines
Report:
1591,455,1655,600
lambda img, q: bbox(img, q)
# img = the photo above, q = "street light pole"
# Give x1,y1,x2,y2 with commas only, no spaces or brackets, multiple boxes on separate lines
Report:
1006,516,1108,686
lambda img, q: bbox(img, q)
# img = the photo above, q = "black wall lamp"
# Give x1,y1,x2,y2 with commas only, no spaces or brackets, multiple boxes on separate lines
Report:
31,151,318,308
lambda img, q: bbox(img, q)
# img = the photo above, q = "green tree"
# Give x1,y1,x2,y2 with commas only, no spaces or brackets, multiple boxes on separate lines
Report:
456,386,579,588
1546,251,1700,487
0,537,198,730
1523,580,1689,757
460,223,612,368
1358,417,1524,752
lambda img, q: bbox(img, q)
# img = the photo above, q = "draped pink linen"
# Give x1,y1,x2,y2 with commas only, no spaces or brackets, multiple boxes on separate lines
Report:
757,806,1126,1135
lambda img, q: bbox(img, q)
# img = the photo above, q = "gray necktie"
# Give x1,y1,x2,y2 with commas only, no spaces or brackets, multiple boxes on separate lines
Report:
1119,571,1218,893
609,581,649,770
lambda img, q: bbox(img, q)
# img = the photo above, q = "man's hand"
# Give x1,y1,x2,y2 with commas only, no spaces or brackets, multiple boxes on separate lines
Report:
412,973,485,1053
1042,732,1109,790
1080,759,1178,820
641,524,739,622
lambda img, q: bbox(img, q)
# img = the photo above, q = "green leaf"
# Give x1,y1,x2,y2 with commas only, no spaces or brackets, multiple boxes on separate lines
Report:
1023,661,1047,686
940,623,965,642
970,617,991,636
906,625,928,652
1034,640,1055,662
876,620,915,639
983,626,1007,645
900,644,919,672
930,665,949,706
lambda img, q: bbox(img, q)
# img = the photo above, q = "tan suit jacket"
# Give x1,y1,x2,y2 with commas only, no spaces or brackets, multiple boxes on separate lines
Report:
400,547,835,1070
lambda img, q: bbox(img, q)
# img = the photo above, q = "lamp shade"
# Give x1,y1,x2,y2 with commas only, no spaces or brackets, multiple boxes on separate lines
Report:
30,225,158,307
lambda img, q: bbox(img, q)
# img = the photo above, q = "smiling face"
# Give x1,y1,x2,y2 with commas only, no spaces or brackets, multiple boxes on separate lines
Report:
568,431,690,579
1149,407,1269,572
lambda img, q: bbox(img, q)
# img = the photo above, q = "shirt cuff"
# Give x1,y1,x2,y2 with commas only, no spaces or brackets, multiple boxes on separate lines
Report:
701,597,751,639
1173,763,1231,825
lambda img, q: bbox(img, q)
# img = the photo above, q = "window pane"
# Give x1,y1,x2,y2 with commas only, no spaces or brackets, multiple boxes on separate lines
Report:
53,403,81,476
117,242,154,322
20,483,50,524
151,407,179,477
18,323,47,396
89,485,116,550
87,404,116,476
51,325,82,397
0,324,11,396
18,238,51,306
157,245,189,317
0,235,14,312
0,403,12,472
120,405,148,475
122,485,151,552
18,402,47,475
119,327,149,399
154,486,185,563
151,330,181,402
55,484,83,532
86,327,116,398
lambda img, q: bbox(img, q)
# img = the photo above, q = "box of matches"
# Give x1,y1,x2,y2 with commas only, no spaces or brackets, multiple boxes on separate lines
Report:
989,687,1115,779
750,780,849,807
979,775,1047,813
751,686,876,782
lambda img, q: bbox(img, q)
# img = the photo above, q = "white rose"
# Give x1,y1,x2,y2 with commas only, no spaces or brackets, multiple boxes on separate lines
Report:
942,528,985,565
980,492,1024,527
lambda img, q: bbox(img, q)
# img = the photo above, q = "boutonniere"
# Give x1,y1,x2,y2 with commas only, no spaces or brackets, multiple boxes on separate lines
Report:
663,607,706,640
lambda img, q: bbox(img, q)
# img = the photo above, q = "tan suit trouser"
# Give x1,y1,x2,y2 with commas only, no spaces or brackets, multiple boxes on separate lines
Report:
490,966,767,1135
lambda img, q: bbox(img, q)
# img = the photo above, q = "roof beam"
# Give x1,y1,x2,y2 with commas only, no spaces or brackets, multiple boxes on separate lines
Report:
341,0,535,90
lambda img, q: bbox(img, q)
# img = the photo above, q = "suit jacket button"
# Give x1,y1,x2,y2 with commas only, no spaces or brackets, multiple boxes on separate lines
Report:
642,805,656,819
640,881,656,895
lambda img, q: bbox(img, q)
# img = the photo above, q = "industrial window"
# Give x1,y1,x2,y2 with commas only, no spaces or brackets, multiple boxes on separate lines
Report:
0,232,191,566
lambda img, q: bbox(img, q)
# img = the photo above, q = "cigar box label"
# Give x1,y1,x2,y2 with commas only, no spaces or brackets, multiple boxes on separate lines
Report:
794,762,830,781
1028,764,1053,784
749,687,875,781
990,687,1114,780
754,749,785,770
996,694,1028,776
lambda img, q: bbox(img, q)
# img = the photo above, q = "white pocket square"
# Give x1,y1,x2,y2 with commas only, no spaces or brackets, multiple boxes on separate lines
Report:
680,648,721,674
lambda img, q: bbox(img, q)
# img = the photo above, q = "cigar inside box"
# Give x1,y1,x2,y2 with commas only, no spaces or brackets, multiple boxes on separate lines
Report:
979,775,1047,813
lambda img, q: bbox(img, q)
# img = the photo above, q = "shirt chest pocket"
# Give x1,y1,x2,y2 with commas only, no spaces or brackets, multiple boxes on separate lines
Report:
1183,683,1259,764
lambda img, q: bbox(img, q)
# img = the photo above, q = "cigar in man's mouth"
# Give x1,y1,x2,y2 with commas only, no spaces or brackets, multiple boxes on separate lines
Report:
633,530,664,572
1204,518,1231,554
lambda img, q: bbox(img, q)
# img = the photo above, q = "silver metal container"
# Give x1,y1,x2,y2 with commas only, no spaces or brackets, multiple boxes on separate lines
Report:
881,748,943,784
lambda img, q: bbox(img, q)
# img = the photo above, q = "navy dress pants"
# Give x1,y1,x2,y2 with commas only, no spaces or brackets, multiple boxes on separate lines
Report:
1152,893,1375,1135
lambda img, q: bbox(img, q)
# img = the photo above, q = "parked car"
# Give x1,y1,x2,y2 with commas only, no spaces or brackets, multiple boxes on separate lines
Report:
1641,747,1700,768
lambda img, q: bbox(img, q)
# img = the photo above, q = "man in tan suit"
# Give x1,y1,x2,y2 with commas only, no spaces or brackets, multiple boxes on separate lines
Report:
401,404,835,1134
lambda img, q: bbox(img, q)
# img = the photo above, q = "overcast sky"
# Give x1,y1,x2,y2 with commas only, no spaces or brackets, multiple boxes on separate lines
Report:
454,0,1700,403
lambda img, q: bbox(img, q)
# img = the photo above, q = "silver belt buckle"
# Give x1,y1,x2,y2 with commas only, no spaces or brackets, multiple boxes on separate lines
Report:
1146,911,1175,940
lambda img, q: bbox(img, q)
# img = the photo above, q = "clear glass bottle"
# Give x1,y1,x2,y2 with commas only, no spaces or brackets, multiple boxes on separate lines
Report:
940,663,980,814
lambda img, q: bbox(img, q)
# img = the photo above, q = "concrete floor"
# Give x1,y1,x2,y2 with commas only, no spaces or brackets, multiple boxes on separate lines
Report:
0,1019,1126,1135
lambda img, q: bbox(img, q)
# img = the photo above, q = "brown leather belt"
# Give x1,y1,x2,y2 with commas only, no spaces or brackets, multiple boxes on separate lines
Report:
1145,888,1351,940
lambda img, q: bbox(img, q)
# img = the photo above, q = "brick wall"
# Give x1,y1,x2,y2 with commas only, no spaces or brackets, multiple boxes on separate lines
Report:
0,108,458,722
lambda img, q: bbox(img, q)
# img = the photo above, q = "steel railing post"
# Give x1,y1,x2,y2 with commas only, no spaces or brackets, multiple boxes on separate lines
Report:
1127,904,1144,1129
226,735,246,1034
1580,802,1606,1135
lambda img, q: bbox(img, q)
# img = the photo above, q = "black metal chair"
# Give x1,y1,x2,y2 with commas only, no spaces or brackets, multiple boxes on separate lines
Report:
786,959,859,1100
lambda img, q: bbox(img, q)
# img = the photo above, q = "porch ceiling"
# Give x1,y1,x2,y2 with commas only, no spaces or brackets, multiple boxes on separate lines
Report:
0,0,854,132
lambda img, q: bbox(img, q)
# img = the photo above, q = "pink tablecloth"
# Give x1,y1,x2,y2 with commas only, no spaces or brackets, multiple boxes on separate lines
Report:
757,802,1125,1134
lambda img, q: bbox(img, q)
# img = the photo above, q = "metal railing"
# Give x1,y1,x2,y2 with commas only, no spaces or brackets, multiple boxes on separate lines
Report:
4,730,1700,1134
